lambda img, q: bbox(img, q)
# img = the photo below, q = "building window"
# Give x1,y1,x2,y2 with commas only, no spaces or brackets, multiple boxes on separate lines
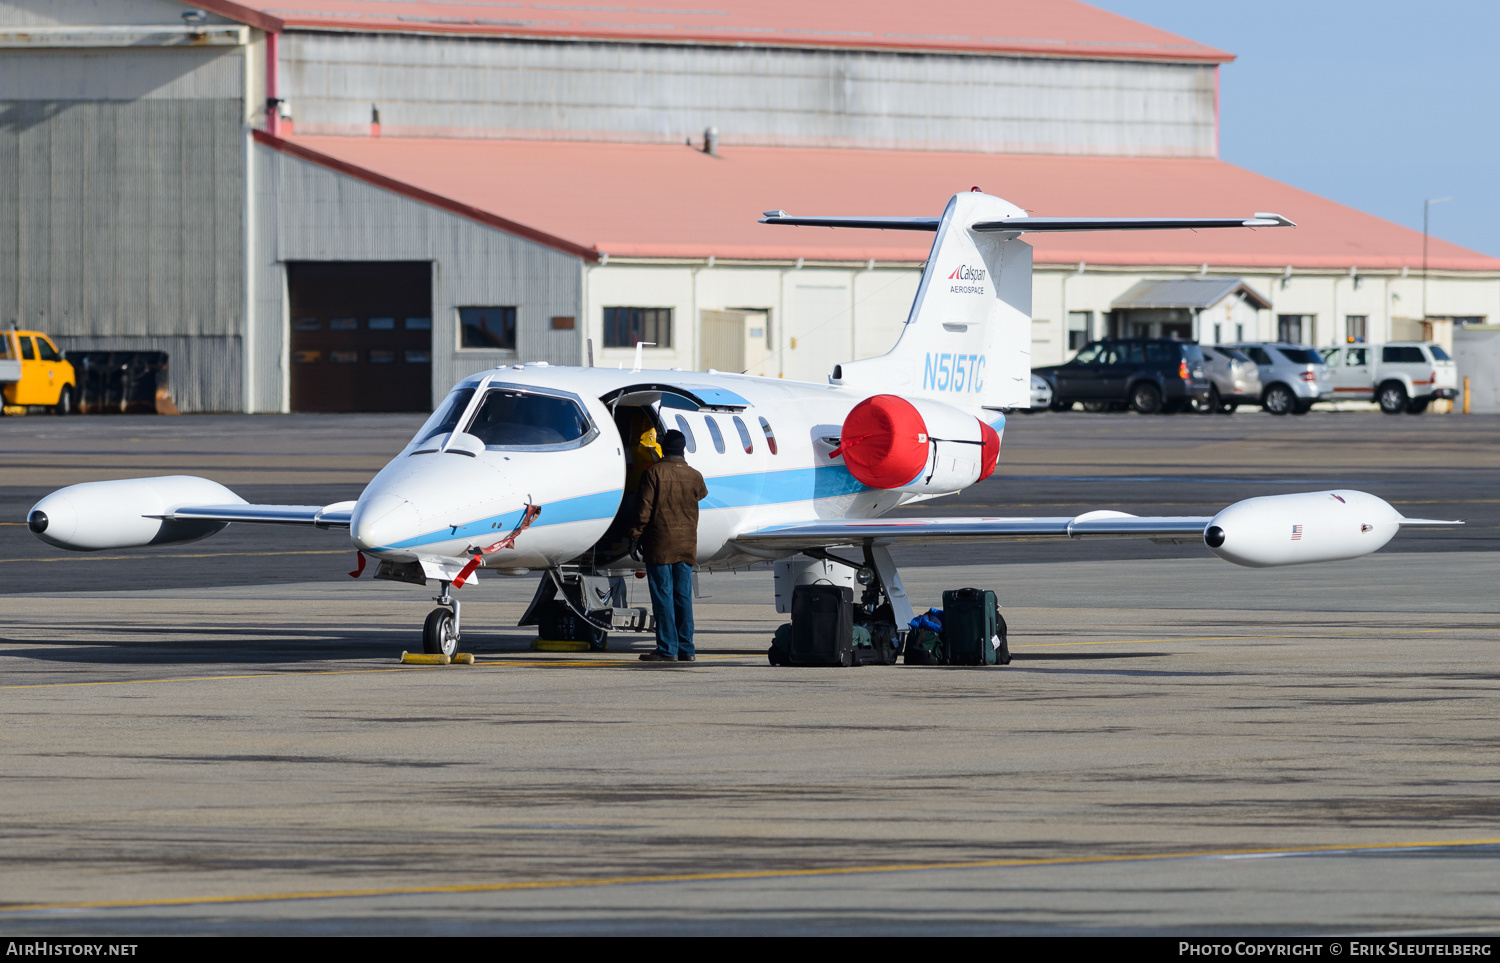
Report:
460,307,517,349
604,307,673,348
1277,314,1312,344
1345,315,1368,343
1067,311,1091,351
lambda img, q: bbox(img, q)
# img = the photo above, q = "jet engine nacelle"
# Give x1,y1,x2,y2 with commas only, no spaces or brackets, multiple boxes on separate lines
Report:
27,476,243,551
1205,490,1401,567
836,394,1000,495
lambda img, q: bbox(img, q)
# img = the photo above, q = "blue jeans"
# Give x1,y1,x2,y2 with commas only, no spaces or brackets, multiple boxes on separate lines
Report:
646,562,694,658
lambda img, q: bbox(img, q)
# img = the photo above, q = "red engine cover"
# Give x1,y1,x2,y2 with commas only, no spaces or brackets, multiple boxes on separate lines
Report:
978,421,1001,480
837,395,929,489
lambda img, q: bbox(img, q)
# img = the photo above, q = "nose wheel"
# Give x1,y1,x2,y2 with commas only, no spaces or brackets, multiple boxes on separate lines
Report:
422,581,461,657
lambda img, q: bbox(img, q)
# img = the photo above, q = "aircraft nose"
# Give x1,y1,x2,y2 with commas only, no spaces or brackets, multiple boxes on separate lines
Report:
351,492,422,552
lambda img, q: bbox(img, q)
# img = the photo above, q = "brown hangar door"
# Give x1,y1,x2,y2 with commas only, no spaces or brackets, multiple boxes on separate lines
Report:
287,262,433,412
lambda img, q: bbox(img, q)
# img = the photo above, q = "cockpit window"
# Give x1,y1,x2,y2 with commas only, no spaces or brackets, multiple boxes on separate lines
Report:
412,387,476,447
466,389,591,447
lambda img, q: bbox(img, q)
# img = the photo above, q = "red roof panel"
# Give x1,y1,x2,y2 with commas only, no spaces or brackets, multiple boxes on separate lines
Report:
262,133,1500,272
211,0,1230,62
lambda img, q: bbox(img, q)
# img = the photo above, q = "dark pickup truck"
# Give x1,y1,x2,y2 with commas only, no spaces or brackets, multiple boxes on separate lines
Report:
1035,338,1211,414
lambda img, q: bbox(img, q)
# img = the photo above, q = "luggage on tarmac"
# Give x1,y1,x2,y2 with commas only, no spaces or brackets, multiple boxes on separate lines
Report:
789,583,855,666
940,588,1010,666
903,627,945,665
853,621,899,665
768,622,794,665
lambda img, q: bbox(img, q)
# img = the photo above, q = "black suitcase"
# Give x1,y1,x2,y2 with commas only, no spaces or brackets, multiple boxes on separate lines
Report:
941,588,1010,666
790,583,855,666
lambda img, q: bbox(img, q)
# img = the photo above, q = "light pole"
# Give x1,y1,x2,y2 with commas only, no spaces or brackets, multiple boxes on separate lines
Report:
1423,196,1452,322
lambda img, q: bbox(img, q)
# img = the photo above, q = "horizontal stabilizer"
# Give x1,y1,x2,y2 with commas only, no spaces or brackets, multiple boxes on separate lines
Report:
1396,517,1464,526
758,212,941,231
975,214,1296,232
757,212,1295,233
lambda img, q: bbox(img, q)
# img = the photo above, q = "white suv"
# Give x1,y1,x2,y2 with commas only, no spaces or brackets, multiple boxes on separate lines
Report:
1320,342,1458,414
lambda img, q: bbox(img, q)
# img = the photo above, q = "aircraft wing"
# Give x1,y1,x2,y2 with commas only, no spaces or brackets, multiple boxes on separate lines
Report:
160,501,355,528
732,513,1215,550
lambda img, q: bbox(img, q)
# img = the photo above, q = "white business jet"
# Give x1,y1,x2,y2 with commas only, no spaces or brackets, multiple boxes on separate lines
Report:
26,190,1459,656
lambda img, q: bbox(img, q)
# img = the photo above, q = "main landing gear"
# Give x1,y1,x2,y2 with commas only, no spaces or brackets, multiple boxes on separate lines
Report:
422,581,461,657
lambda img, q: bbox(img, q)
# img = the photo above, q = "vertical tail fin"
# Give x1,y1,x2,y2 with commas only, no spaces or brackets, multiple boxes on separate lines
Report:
836,191,1032,413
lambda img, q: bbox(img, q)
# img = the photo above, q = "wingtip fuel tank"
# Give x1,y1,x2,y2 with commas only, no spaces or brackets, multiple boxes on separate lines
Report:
1204,490,1403,568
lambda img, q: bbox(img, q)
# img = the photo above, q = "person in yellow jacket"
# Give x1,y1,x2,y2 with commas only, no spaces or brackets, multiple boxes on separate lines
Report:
624,412,662,493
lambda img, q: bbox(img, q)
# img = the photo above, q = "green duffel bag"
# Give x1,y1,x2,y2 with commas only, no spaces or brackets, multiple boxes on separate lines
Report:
903,627,945,665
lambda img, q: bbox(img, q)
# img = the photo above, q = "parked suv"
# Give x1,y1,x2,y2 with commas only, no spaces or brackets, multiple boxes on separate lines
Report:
1228,342,1332,415
1035,339,1210,414
1319,341,1458,414
1194,345,1262,414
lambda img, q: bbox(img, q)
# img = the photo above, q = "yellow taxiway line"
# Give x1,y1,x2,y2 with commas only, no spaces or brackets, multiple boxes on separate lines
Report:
5,836,1499,914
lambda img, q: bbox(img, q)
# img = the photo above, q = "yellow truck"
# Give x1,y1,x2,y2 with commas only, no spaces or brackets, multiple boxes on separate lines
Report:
0,329,76,414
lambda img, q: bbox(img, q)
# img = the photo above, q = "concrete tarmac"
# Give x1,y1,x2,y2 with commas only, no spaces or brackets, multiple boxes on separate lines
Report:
0,410,1497,934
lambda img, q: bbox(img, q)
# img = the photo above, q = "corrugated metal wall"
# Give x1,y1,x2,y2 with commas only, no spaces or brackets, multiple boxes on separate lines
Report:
250,143,584,412
0,43,247,411
282,33,1215,157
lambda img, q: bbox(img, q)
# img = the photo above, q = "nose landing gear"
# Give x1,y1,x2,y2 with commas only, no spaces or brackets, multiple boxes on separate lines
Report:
422,581,461,657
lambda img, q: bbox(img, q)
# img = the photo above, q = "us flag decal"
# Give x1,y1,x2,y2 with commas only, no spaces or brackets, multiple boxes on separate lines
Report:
1291,524,1304,540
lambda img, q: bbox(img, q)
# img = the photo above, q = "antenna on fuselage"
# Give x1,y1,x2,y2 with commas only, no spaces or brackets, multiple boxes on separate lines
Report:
631,342,655,373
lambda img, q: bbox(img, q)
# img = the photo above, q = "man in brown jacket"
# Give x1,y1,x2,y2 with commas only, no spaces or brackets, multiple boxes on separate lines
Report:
630,429,708,662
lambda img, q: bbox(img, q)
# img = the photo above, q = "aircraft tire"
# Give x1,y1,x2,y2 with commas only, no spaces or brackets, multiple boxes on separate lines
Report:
422,607,459,657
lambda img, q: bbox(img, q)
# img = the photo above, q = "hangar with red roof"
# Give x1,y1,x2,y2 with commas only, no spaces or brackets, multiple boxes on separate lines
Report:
1,0,1495,411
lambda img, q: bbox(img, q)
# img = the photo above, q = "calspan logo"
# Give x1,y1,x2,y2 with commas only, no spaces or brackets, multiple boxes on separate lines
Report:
948,265,986,282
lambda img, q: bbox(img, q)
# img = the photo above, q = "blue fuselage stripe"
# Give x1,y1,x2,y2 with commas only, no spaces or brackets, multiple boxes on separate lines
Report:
378,463,872,551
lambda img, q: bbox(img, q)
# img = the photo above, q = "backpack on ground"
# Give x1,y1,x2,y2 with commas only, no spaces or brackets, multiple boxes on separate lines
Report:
940,588,1010,666
853,620,899,665
768,622,793,666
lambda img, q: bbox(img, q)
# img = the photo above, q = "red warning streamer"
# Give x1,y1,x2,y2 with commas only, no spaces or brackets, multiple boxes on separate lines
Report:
453,502,542,588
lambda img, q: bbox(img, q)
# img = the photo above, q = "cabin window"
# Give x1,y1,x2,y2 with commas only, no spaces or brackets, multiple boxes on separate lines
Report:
19,338,34,361
759,417,778,455
466,389,591,447
732,416,754,453
603,307,672,348
673,414,697,454
460,307,517,350
35,338,61,362
704,415,726,454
